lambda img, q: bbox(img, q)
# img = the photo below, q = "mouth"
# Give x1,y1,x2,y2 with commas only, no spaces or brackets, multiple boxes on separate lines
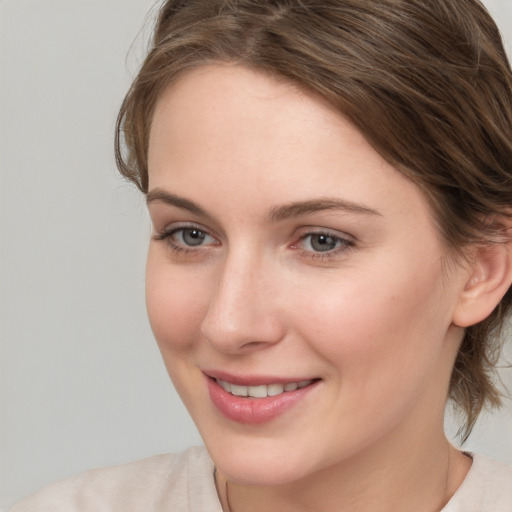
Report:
215,378,315,398
204,372,321,424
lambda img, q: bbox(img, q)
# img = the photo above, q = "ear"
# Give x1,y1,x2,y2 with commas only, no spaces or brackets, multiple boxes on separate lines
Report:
452,239,512,328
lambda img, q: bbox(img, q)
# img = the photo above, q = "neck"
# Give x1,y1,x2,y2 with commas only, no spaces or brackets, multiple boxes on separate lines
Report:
216,423,471,512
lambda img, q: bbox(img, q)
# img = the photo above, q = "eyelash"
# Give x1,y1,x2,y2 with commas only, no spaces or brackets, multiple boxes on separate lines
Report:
153,225,216,256
294,232,355,261
153,225,355,261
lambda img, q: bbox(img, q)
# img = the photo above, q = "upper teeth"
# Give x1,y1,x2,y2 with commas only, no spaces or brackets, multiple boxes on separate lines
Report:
216,379,313,398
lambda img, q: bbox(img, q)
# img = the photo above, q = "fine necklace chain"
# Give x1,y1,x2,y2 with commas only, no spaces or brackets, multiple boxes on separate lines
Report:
225,478,233,512
218,459,454,512
215,467,234,512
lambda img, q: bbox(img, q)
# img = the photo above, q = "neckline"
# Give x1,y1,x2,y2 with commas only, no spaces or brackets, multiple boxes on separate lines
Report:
440,452,476,510
212,451,479,512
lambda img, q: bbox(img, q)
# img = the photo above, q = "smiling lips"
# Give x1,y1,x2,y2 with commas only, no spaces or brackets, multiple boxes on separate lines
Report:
205,374,319,424
215,378,314,398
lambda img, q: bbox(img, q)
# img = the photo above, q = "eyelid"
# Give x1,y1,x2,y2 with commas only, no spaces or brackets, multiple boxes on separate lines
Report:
153,222,220,254
294,226,355,243
290,227,356,260
154,221,216,238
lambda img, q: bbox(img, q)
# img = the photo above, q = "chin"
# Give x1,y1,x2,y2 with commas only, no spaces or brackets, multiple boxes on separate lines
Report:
211,449,311,487
200,427,339,487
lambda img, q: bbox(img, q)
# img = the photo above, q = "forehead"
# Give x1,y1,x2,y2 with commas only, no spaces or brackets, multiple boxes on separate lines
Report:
150,66,381,177
147,64,434,230
149,64,351,166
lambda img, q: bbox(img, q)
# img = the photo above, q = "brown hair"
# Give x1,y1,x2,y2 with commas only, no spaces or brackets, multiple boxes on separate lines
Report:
115,0,512,439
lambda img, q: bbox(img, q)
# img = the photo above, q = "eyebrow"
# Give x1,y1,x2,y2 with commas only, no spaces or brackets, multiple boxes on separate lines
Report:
146,189,208,217
146,188,381,221
268,198,382,222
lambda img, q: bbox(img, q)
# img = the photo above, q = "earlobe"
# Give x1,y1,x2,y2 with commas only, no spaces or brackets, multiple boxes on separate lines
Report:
452,240,512,328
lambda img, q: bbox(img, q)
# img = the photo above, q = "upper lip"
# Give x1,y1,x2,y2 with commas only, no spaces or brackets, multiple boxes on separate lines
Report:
202,369,319,386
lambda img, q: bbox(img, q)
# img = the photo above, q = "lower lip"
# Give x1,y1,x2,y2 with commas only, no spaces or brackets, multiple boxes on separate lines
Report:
205,376,319,424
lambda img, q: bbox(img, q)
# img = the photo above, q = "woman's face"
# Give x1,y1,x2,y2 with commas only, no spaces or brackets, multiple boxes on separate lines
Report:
146,65,469,485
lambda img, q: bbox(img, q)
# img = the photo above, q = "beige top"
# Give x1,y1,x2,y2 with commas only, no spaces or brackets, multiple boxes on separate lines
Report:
10,446,512,511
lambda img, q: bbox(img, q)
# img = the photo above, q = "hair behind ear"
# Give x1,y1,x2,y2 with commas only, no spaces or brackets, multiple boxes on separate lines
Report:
450,221,512,440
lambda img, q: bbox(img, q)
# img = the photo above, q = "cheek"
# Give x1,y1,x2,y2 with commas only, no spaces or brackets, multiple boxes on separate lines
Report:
145,251,210,352
286,262,455,446
291,259,452,387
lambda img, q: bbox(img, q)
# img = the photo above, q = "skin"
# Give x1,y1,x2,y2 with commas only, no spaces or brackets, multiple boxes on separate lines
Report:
146,65,474,511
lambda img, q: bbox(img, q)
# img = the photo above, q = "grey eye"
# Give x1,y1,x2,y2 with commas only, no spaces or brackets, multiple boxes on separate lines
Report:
308,234,339,252
180,228,207,246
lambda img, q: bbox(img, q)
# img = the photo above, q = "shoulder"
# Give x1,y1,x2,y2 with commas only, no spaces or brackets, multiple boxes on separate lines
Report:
9,446,221,512
443,453,512,512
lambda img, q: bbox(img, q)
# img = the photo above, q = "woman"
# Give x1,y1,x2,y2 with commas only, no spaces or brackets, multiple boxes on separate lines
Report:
12,0,512,510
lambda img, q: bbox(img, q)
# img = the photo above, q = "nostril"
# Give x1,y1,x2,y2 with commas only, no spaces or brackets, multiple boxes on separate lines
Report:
240,340,270,350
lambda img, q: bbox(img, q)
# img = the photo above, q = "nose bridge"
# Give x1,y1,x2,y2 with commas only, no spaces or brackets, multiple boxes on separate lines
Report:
200,244,284,352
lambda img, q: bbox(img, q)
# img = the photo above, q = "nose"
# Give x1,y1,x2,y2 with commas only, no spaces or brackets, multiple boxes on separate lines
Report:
200,249,286,354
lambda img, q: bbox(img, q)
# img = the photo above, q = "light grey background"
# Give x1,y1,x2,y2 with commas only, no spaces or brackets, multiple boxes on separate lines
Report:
1,0,511,508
